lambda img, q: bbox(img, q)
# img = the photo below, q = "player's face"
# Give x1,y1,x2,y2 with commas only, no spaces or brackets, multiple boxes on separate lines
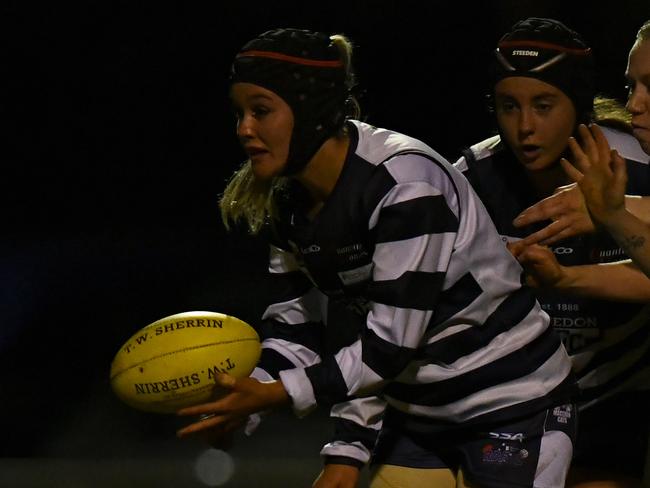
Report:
495,77,577,172
626,39,650,155
230,82,294,180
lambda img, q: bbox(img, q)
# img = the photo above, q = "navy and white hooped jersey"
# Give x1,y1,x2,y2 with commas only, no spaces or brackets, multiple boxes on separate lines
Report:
252,120,574,464
455,127,650,411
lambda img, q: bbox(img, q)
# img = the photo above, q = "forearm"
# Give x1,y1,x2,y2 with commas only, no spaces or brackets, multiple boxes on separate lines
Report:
625,195,650,225
600,208,650,279
556,259,650,302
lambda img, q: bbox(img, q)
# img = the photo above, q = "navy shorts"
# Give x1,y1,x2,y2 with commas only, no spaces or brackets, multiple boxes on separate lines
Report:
371,404,577,488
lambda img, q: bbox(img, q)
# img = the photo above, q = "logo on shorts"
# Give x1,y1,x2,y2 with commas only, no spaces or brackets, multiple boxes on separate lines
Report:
552,404,573,424
482,443,529,465
489,432,525,442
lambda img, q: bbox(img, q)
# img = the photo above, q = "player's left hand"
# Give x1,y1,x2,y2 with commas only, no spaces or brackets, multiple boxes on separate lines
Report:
512,182,594,246
560,124,628,227
508,241,566,289
312,464,360,488
176,373,289,441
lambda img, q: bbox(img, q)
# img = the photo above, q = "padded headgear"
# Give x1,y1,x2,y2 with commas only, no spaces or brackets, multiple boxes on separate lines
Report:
490,17,596,123
231,28,350,175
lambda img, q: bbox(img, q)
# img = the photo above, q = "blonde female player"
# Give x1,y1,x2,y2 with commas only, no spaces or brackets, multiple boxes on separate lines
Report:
177,28,576,488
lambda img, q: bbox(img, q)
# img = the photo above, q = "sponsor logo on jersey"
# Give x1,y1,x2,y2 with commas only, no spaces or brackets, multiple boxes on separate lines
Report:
300,244,321,254
552,247,574,255
599,248,626,259
550,316,598,329
336,242,369,263
338,263,373,286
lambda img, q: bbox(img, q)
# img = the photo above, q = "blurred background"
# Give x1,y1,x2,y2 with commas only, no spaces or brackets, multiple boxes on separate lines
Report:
3,0,649,486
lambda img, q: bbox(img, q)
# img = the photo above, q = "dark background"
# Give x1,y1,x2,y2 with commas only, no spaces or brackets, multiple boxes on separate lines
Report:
2,1,649,486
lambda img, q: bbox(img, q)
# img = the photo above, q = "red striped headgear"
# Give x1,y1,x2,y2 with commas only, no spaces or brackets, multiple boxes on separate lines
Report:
491,18,596,123
231,28,352,175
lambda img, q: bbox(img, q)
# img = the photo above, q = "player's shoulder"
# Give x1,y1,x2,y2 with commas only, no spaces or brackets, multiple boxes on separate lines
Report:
349,120,446,167
454,135,503,172
600,126,650,165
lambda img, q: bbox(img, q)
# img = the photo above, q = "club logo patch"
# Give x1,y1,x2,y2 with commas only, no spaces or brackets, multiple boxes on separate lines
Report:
481,442,529,465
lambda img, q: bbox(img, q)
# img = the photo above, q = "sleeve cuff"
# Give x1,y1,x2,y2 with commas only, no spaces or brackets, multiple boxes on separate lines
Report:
250,367,274,382
321,441,370,465
278,368,317,418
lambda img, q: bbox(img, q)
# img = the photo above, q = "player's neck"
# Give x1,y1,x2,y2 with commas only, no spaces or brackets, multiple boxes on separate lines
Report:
294,133,350,209
526,162,571,198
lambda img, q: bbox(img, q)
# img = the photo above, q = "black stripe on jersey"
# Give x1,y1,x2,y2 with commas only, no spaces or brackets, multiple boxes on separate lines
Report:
386,325,561,406
421,286,538,363
371,195,459,244
257,319,326,354
575,320,650,381
360,164,397,221
330,417,379,452
265,270,313,304
366,271,446,310
427,272,483,330
306,355,353,407
258,348,298,379
577,351,650,405
383,373,576,434
363,327,417,379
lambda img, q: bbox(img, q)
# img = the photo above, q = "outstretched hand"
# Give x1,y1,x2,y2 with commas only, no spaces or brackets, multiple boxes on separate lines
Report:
513,183,594,246
176,373,289,443
560,124,628,227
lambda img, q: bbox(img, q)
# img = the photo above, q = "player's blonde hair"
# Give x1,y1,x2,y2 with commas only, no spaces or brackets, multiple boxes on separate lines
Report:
593,96,632,133
219,34,358,234
637,20,650,41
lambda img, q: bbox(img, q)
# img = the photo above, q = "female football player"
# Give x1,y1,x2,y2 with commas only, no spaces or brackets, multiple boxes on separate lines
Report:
177,27,576,488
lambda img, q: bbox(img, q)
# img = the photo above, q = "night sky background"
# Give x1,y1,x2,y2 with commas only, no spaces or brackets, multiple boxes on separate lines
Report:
3,1,649,486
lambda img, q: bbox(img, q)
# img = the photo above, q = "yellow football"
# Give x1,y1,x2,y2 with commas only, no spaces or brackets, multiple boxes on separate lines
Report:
110,311,261,414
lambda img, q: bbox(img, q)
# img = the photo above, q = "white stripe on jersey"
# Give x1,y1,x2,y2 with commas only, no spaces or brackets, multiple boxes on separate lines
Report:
382,155,460,217
263,338,321,368
333,339,386,395
369,303,432,349
373,233,456,278
262,292,323,324
329,397,386,429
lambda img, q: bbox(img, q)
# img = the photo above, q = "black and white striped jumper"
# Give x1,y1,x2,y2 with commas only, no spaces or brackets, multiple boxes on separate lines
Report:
251,120,574,465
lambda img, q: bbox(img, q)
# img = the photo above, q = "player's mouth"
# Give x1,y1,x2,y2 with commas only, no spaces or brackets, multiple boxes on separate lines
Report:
245,146,269,160
519,144,542,162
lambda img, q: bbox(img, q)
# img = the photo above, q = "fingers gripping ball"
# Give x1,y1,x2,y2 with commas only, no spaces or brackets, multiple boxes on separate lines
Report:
110,311,261,414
